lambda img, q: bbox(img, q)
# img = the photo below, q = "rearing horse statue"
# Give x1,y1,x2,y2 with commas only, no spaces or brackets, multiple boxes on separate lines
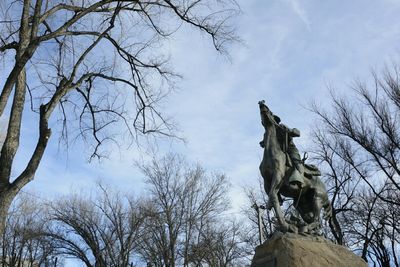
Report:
258,100,331,233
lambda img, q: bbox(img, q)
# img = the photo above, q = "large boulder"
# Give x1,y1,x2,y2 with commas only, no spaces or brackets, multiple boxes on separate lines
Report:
251,232,367,267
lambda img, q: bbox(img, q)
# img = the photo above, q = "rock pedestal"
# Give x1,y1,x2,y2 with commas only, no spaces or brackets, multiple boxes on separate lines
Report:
251,232,367,267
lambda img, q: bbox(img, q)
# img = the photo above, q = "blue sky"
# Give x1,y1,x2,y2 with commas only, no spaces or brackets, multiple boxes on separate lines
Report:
12,0,400,223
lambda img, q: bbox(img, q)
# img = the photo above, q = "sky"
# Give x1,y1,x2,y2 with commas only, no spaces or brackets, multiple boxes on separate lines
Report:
1,0,399,266
16,0,400,208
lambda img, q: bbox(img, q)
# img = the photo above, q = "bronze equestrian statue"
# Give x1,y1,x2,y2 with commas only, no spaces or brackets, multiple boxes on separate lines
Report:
258,100,331,234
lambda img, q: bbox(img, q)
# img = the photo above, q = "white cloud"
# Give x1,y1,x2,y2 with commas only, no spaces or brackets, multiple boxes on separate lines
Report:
289,0,311,31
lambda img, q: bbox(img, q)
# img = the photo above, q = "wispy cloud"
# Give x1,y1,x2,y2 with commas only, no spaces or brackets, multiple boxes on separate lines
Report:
289,0,311,31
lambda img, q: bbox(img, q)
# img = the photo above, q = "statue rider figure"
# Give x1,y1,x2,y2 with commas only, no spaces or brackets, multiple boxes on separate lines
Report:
260,113,305,188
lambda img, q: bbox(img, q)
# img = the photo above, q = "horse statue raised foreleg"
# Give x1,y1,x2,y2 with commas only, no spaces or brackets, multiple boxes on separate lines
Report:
258,101,290,231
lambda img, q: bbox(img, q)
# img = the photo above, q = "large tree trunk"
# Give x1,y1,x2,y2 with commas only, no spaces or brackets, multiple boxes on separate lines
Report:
0,0,31,238
0,69,28,238
0,188,17,238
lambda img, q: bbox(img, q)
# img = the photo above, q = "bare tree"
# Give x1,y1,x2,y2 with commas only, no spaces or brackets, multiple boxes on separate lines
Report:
339,186,400,266
46,184,144,267
241,178,274,249
136,153,249,267
310,129,362,245
0,193,60,267
311,67,400,205
0,0,239,236
189,220,251,267
310,65,400,266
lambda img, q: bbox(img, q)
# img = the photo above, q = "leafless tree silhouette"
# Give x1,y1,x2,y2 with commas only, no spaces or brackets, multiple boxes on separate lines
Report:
47,184,144,267
0,194,59,266
311,65,400,266
0,0,239,237
137,154,249,266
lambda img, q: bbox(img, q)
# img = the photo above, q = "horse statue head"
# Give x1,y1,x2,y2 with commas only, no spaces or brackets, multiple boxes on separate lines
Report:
259,100,281,128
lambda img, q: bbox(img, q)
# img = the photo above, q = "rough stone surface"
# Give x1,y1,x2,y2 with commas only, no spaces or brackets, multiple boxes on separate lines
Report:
251,232,367,267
